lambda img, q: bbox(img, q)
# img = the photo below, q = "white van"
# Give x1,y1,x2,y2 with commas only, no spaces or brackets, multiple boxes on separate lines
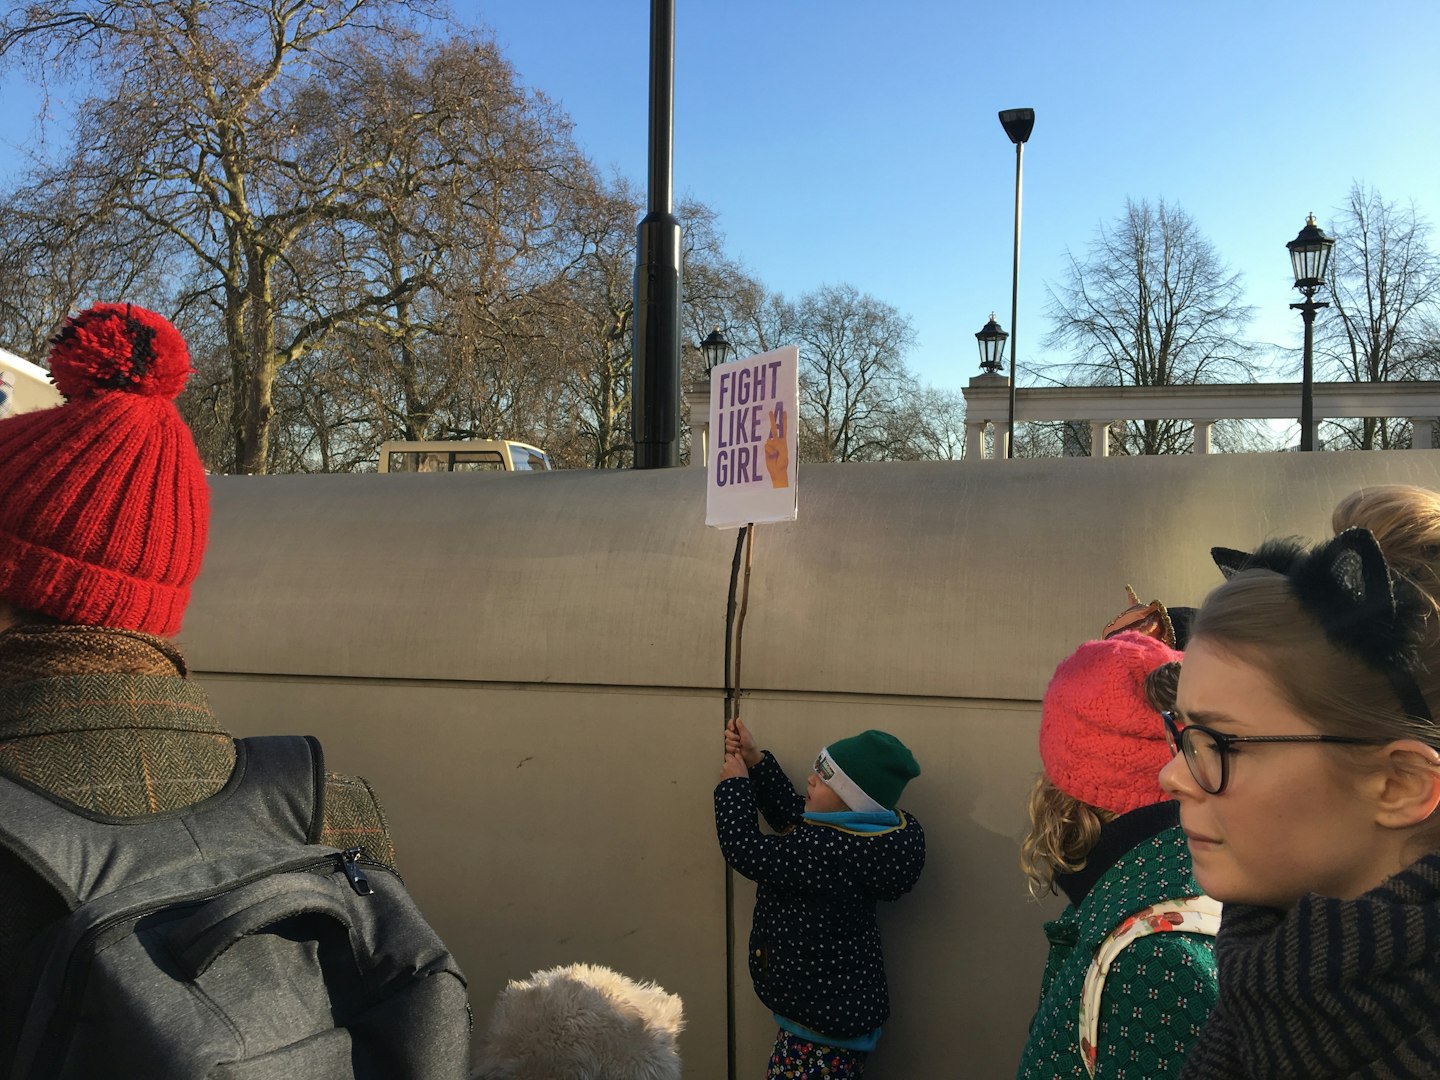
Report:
0,348,63,418
377,439,553,474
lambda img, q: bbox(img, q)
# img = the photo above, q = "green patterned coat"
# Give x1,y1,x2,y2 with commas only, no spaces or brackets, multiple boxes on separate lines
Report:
1016,816,1218,1080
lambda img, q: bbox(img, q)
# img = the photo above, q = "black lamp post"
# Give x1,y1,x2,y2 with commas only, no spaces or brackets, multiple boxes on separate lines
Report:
632,0,682,469
975,313,1008,375
998,108,1034,459
1287,213,1335,452
700,326,733,373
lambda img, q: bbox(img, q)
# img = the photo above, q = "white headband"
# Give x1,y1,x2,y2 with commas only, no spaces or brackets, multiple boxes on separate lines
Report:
813,748,886,813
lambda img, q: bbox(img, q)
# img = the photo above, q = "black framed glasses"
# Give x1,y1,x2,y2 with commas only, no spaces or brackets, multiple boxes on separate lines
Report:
1161,710,1387,795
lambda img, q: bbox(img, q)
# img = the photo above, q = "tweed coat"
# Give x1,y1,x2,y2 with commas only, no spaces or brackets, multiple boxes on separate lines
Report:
0,623,395,1068
715,750,925,1041
1016,802,1218,1080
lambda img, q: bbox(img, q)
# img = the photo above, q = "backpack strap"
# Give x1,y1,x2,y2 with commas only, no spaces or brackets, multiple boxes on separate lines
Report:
190,735,327,847
0,735,326,909
1077,894,1222,1077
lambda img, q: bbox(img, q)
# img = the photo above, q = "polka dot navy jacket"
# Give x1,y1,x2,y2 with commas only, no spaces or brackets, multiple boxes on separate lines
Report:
715,750,926,1040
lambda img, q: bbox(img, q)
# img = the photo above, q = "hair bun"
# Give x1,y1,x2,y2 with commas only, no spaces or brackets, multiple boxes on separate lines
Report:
48,303,191,400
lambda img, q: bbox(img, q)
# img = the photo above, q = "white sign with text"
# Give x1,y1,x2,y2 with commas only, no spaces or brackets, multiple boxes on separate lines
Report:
705,345,798,529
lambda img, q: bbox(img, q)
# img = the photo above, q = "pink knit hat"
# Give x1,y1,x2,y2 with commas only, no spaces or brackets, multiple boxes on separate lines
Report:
1039,631,1182,815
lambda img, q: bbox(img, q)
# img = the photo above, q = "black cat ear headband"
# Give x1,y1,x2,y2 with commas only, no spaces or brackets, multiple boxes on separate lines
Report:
1210,528,1433,725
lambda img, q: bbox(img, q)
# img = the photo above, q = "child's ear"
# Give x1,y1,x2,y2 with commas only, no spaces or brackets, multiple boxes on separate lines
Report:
1372,740,1440,829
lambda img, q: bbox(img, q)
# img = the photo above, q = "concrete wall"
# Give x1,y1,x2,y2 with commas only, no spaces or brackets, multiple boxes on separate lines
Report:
180,452,1440,1078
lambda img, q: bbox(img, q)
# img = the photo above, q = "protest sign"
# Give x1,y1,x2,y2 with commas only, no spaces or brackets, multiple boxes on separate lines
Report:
705,345,798,529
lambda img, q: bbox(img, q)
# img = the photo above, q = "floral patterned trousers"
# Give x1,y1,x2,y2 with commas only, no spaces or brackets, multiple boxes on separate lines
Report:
766,1030,868,1078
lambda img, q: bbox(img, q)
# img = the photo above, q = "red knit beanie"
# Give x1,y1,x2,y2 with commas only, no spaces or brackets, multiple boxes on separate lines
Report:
1039,631,1182,815
0,303,209,636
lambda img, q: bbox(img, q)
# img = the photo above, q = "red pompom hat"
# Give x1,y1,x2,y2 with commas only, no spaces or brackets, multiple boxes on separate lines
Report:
0,303,209,636
1039,631,1182,815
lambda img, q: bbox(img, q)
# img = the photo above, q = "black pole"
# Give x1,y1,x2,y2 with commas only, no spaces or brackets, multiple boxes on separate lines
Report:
1006,139,1023,459
1300,301,1315,451
632,0,683,469
1292,292,1328,451
722,524,749,1080
997,108,1033,459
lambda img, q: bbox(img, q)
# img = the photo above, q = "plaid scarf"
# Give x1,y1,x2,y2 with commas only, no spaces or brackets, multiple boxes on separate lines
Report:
1180,852,1440,1079
0,625,231,815
0,623,188,685
0,624,393,862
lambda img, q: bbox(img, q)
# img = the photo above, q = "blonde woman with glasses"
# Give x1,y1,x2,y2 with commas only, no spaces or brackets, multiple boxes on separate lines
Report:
1162,485,1440,1079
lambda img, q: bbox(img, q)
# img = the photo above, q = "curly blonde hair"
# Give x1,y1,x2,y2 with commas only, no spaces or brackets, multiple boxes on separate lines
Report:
1019,774,1117,899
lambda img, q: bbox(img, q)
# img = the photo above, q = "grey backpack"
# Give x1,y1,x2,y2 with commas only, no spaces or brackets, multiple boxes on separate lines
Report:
0,735,470,1079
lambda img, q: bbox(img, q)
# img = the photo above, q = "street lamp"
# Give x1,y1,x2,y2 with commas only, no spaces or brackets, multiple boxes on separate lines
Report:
975,313,1008,375
633,0,682,469
1287,213,1335,452
700,326,733,372
998,107,1034,459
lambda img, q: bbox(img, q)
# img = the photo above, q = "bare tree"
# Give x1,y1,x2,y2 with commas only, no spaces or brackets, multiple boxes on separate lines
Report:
1414,311,1440,379
1,5,952,473
1,0,446,472
885,384,967,460
534,179,647,469
1042,198,1256,455
1210,419,1288,454
513,186,770,469
1318,183,1440,449
270,33,589,470
694,282,935,464
787,285,918,462
1012,421,1089,459
0,176,178,358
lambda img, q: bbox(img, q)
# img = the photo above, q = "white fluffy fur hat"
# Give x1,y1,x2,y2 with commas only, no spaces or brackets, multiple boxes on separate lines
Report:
474,962,684,1080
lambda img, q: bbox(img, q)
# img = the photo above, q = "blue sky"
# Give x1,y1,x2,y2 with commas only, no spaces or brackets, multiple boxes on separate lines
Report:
3,0,1438,396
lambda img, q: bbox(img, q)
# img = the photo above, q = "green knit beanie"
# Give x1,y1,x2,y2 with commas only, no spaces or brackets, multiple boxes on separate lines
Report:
815,730,920,812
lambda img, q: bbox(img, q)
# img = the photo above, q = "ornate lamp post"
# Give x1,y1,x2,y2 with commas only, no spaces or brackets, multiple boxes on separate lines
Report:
975,313,1008,375
1287,213,1336,452
998,107,1034,459
700,326,733,372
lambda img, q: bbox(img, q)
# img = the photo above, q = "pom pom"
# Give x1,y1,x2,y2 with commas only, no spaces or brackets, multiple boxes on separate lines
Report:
48,303,192,400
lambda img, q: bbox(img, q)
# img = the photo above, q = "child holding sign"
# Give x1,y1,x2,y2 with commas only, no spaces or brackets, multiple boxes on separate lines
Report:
716,718,925,1078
